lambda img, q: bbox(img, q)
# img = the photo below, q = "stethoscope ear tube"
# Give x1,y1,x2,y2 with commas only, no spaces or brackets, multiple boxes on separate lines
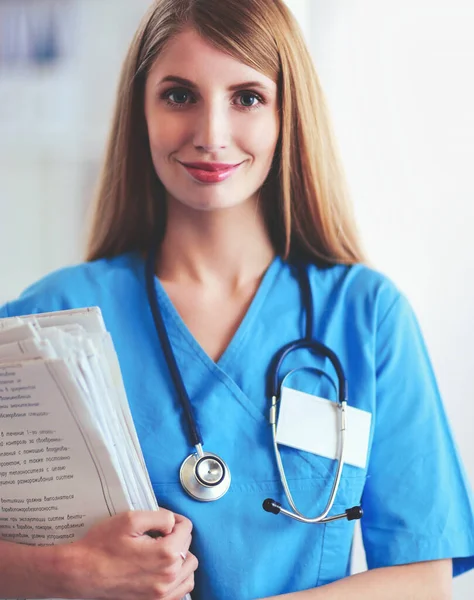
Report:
267,390,364,523
262,498,363,523
267,393,354,523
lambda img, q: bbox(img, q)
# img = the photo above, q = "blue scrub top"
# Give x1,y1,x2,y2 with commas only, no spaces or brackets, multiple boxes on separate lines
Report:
1,252,474,599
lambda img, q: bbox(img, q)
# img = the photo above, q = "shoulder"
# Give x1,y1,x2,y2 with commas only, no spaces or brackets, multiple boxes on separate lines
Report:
306,261,407,330
0,252,144,319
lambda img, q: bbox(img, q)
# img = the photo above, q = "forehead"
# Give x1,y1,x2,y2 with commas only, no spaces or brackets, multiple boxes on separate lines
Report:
147,28,276,90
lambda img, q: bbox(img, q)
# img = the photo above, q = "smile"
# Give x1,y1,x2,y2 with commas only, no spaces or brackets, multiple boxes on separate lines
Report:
179,161,243,184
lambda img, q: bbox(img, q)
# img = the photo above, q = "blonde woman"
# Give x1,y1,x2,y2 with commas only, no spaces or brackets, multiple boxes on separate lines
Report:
1,1,473,599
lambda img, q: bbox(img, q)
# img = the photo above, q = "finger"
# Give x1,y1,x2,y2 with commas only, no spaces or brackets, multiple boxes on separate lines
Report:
164,572,196,600
159,515,193,555
175,534,192,565
179,552,198,580
173,512,193,532
122,509,176,538
173,534,193,554
183,532,192,553
156,552,198,599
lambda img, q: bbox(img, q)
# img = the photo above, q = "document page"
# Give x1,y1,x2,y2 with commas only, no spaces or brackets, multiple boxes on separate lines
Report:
0,358,130,545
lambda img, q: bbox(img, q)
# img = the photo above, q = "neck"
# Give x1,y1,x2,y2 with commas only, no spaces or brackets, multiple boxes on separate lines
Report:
156,196,275,290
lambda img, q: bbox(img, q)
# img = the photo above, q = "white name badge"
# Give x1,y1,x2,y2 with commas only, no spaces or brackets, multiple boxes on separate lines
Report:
275,386,372,470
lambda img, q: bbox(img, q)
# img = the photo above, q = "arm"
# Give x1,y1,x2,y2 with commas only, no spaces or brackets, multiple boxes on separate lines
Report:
0,539,71,599
262,560,452,600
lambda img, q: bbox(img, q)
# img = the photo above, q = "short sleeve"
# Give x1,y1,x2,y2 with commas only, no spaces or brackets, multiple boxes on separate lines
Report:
0,302,10,319
361,292,474,577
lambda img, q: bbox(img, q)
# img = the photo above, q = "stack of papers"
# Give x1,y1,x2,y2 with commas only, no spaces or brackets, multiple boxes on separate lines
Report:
0,308,190,600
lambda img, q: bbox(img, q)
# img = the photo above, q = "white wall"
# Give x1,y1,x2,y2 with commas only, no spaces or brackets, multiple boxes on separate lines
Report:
1,0,473,596
0,0,151,303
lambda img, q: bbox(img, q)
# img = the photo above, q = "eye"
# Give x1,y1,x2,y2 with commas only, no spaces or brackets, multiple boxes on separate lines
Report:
162,88,194,106
236,91,264,110
168,90,188,104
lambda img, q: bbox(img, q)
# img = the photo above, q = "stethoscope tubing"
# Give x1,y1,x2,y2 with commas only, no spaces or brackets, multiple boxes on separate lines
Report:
270,391,347,523
145,244,204,448
271,338,348,403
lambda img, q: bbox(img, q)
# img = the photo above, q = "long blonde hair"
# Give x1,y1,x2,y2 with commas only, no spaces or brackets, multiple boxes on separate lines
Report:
86,0,366,266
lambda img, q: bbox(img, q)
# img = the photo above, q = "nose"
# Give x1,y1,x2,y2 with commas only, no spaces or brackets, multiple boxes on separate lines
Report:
193,101,230,152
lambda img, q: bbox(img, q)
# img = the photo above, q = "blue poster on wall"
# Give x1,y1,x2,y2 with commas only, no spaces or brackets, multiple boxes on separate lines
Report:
0,0,74,68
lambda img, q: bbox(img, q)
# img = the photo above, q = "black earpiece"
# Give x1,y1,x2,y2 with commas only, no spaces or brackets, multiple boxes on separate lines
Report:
346,505,363,521
263,498,281,514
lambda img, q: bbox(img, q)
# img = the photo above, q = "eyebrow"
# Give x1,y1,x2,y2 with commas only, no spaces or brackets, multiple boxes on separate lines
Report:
157,75,273,93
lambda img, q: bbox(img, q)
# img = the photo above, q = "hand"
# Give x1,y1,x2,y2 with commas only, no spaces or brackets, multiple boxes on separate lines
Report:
65,509,198,600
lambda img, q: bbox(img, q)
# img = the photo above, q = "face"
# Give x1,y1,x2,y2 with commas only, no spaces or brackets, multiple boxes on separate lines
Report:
144,28,280,212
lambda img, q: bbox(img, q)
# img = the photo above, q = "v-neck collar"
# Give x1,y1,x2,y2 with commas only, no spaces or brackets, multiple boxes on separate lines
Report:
151,256,284,372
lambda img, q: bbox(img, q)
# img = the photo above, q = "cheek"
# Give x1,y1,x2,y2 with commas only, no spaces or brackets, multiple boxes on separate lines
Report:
147,116,186,157
239,114,279,161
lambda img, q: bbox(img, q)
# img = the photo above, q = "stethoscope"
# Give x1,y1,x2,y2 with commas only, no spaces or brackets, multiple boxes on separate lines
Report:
145,247,363,523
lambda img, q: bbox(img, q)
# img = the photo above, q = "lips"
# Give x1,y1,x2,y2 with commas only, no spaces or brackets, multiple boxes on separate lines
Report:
181,162,241,171
179,161,243,183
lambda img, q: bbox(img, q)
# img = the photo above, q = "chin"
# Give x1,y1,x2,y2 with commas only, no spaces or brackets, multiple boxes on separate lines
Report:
185,198,244,212
175,188,251,212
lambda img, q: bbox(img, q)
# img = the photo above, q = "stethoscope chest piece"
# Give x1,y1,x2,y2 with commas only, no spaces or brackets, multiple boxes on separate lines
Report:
180,451,231,501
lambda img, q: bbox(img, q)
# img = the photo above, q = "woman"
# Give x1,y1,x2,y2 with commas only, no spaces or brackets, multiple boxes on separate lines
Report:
0,1,473,598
